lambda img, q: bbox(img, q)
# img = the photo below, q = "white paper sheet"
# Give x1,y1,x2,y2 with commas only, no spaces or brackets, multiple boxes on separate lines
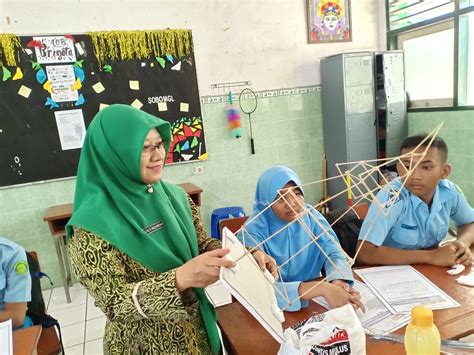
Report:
46,64,79,102
313,280,411,335
355,265,460,314
54,109,86,150
0,319,13,355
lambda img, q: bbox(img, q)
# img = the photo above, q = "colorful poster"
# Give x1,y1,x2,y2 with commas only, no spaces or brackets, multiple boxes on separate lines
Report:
46,65,78,102
33,36,76,64
307,0,352,43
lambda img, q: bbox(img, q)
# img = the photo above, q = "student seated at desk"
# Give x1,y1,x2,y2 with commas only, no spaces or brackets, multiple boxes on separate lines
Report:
239,166,363,312
0,237,33,329
357,134,474,266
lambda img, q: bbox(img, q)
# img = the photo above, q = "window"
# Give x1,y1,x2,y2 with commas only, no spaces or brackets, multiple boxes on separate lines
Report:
387,0,474,109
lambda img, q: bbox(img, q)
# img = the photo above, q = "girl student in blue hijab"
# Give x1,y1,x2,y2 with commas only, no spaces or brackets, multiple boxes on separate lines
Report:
240,166,364,312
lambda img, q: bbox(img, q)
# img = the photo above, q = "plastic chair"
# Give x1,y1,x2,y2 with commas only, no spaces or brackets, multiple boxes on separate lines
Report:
210,207,245,239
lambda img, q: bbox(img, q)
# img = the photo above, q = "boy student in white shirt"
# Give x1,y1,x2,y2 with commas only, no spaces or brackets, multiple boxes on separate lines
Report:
356,134,474,266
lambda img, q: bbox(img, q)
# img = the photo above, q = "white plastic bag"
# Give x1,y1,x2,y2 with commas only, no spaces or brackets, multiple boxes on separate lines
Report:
278,304,366,355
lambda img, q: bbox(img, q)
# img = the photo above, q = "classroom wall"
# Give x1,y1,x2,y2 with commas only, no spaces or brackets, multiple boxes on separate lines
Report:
408,110,474,204
0,0,383,288
0,0,382,95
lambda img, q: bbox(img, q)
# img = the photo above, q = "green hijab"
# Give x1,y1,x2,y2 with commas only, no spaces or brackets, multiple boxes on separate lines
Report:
66,104,220,354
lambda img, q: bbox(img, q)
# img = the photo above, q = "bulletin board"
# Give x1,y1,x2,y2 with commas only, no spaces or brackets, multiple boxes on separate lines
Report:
0,30,207,188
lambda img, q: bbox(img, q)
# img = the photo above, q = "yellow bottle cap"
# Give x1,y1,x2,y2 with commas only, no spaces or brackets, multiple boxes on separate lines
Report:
411,306,434,327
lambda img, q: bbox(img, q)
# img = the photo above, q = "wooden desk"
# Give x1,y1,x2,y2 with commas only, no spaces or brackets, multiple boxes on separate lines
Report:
13,325,42,355
217,264,474,354
43,182,203,303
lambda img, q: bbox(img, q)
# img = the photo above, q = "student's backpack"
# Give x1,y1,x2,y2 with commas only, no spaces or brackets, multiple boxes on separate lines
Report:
323,208,363,260
26,251,65,353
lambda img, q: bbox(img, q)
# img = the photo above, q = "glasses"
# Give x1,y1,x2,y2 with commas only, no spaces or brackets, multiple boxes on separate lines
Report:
142,142,165,155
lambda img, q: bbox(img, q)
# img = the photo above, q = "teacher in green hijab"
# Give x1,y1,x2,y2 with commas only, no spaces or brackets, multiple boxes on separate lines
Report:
66,105,275,354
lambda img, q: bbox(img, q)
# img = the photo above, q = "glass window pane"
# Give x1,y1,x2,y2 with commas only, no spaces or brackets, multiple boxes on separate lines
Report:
402,27,454,107
460,0,474,9
389,0,454,31
459,12,474,105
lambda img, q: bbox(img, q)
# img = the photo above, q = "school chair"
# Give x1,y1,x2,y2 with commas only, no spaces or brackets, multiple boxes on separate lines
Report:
28,251,62,355
211,207,245,239
219,216,249,237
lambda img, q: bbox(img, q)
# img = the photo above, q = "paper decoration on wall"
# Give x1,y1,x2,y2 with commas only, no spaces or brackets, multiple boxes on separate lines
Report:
43,80,52,93
99,103,109,110
71,78,82,90
64,34,76,43
129,80,140,90
171,62,181,71
92,82,105,93
2,67,12,81
158,102,167,111
12,67,23,80
167,116,205,164
180,102,189,112
25,48,33,55
74,60,83,68
131,99,143,109
75,42,84,55
75,94,85,106
165,53,174,63
74,66,85,83
18,85,32,98
36,69,47,84
103,64,113,74
198,152,208,160
30,60,41,70
45,97,59,109
27,39,42,48
156,57,166,68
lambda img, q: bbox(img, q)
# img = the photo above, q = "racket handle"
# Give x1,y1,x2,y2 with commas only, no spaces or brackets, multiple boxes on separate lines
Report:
250,138,255,154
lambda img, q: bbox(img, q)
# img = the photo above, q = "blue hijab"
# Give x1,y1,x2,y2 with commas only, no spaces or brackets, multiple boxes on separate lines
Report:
241,166,351,284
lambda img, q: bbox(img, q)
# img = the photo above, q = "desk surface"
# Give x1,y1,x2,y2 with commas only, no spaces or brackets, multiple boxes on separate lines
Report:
217,264,474,355
12,325,42,355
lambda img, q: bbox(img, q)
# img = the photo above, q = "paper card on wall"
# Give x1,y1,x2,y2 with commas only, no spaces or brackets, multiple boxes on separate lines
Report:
33,36,76,64
171,62,181,71
92,82,105,93
46,65,78,102
99,103,109,110
180,102,189,112
129,80,140,90
158,102,168,112
54,109,86,150
25,48,33,55
75,42,84,56
131,99,143,109
18,85,32,98
12,67,23,80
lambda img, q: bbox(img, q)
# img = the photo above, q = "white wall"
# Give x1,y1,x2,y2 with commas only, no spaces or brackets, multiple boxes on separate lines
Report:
0,0,384,94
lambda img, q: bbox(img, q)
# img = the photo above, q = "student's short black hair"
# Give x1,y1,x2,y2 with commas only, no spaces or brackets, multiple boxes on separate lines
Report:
400,134,448,162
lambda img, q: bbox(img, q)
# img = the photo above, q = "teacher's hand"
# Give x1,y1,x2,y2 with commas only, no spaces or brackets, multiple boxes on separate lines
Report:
175,248,236,292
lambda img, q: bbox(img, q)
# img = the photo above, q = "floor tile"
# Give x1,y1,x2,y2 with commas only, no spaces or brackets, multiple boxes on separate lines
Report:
87,303,105,320
84,338,103,355
64,343,84,355
60,322,85,348
50,304,86,327
85,316,106,342
48,288,88,312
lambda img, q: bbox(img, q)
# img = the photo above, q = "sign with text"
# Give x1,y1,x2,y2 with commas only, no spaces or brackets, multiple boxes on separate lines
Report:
34,36,76,64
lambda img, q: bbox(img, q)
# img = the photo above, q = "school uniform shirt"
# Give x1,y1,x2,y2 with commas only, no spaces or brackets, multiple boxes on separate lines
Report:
0,237,33,329
359,179,474,249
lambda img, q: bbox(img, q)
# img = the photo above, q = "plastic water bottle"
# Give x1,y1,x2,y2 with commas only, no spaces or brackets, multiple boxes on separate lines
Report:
404,306,441,355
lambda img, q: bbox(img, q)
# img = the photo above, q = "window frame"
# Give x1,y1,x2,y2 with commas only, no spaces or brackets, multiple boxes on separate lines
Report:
386,1,474,112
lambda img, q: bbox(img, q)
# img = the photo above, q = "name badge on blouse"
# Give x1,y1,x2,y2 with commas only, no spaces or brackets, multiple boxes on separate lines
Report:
143,221,165,234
